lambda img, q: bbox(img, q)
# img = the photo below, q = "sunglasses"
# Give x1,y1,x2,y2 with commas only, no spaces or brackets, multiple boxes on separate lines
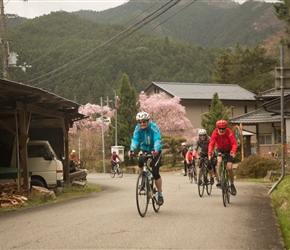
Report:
138,121,148,124
218,128,226,131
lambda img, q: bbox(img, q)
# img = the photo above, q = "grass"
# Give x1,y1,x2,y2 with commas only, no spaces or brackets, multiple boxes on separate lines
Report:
0,183,103,213
270,175,290,249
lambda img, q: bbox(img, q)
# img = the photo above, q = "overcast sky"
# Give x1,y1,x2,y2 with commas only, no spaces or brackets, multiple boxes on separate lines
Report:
5,0,129,19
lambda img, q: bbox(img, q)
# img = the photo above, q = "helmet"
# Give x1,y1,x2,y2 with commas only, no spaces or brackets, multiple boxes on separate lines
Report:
198,129,207,135
181,142,186,146
189,146,193,151
136,111,150,121
71,150,76,153
216,120,228,129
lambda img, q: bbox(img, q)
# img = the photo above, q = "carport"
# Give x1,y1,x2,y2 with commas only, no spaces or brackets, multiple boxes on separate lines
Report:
0,78,85,192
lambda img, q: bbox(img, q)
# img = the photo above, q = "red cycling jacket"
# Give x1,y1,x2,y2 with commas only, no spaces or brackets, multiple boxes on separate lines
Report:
208,128,237,156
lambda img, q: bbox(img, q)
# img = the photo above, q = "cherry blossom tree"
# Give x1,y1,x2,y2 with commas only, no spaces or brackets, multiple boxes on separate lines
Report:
139,92,198,144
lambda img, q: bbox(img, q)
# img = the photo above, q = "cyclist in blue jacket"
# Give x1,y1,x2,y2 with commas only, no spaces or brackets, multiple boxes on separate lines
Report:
128,111,164,206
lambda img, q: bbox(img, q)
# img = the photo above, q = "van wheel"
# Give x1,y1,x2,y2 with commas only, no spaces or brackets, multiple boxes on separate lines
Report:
31,178,46,188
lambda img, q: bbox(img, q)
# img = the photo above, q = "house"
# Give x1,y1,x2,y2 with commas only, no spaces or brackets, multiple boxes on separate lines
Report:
229,88,290,155
145,82,257,130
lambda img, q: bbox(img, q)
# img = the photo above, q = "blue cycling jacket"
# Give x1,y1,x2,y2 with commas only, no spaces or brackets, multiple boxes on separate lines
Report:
130,121,162,152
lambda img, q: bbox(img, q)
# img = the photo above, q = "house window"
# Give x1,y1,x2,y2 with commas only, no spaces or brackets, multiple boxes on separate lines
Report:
274,126,281,144
244,106,247,114
154,87,159,94
259,134,272,145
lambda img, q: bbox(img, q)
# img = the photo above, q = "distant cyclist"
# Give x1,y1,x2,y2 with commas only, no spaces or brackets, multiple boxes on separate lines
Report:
208,120,238,196
110,151,122,173
193,129,215,185
185,146,196,182
180,142,188,176
128,111,164,205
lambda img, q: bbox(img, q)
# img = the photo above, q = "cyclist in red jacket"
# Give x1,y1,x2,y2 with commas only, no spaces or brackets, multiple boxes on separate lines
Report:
208,120,238,195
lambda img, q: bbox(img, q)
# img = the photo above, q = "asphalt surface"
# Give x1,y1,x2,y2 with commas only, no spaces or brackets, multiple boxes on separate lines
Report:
0,172,286,250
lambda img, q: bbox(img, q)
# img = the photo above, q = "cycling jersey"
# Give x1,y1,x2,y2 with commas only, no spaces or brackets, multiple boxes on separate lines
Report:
130,121,162,152
208,128,237,156
193,135,210,157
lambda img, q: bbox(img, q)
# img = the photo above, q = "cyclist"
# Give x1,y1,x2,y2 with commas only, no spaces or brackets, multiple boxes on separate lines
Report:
208,120,238,196
185,146,196,183
128,111,164,205
180,142,188,176
193,129,215,185
110,151,122,173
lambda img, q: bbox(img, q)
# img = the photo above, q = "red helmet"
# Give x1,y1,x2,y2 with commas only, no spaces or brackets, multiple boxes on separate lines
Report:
216,120,228,129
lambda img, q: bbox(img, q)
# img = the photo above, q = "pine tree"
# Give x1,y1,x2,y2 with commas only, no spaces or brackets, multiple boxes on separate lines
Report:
201,93,230,136
109,74,139,153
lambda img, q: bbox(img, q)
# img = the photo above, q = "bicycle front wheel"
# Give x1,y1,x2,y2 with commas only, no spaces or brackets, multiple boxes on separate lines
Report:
110,168,116,178
226,179,231,204
117,167,123,178
136,172,149,217
198,169,205,197
205,170,212,195
221,178,227,207
188,169,193,183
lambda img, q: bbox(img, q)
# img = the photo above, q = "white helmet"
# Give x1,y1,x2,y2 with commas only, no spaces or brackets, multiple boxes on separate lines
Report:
136,111,150,121
181,142,186,146
198,129,207,135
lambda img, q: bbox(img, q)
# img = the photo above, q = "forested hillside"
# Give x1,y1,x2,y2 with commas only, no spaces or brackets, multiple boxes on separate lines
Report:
5,0,284,105
7,12,225,104
75,0,283,48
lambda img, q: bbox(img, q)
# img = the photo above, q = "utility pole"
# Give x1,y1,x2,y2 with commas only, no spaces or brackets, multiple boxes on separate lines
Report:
114,90,118,146
100,97,106,173
0,0,9,79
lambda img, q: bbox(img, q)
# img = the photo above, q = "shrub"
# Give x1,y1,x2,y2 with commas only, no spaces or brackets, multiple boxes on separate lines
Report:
235,154,280,179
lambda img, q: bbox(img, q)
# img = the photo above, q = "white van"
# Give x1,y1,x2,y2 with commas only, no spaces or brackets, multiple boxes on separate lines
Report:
11,140,64,188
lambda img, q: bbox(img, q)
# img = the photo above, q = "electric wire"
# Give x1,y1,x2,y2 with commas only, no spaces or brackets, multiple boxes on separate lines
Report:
27,0,181,86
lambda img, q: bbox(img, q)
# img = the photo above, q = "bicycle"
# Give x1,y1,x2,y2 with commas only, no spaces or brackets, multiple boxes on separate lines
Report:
218,153,231,207
133,152,160,217
187,160,197,184
110,161,123,178
197,157,212,197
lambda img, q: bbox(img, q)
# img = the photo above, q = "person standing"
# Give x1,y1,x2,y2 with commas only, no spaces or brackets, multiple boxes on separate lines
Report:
69,150,78,172
128,111,164,205
208,120,238,195
181,142,188,176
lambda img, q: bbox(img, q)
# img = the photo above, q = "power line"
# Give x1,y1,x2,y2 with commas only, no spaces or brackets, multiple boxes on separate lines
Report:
26,0,181,86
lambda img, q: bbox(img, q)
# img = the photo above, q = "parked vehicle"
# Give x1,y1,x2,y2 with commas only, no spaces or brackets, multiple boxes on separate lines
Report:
10,140,64,188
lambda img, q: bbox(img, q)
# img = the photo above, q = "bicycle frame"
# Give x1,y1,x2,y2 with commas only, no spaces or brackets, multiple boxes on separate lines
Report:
218,153,231,207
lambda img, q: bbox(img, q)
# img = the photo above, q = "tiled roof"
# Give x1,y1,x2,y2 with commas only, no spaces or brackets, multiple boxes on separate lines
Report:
148,82,256,101
229,109,281,125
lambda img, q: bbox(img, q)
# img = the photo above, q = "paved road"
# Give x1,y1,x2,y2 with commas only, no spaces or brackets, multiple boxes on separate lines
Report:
0,172,286,250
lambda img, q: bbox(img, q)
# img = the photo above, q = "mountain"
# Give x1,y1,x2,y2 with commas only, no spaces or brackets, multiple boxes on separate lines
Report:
73,0,284,48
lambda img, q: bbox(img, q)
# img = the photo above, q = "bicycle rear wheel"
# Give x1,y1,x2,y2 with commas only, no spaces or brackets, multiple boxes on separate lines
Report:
205,170,212,195
136,172,149,217
152,187,160,212
198,169,205,197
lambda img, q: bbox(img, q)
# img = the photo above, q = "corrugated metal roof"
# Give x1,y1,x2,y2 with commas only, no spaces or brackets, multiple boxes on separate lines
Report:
150,82,256,100
255,88,290,100
229,109,281,125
